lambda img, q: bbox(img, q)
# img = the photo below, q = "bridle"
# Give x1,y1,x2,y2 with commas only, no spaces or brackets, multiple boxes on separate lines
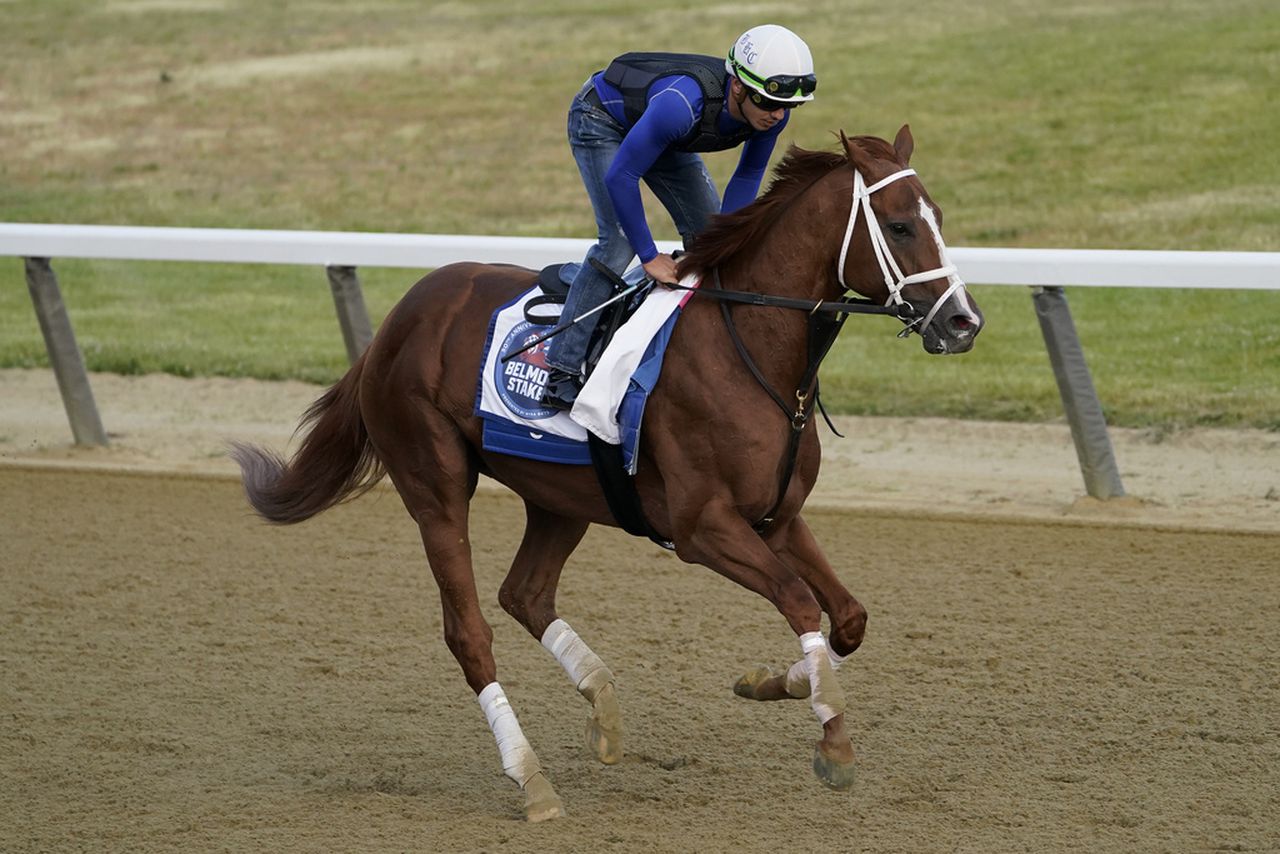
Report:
836,167,973,338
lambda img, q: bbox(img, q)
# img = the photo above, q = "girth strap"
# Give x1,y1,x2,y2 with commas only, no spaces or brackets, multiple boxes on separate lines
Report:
587,433,674,550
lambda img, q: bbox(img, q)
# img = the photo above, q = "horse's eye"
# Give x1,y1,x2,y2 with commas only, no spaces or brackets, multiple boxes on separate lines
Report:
888,222,912,238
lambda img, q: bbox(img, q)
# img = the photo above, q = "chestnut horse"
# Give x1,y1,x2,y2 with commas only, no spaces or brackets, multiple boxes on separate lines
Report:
231,125,983,821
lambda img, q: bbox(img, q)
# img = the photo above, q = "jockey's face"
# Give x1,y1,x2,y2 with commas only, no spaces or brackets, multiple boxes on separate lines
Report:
729,79,787,131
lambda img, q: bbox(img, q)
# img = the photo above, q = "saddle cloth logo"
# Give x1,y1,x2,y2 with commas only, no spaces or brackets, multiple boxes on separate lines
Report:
476,289,587,444
494,321,557,420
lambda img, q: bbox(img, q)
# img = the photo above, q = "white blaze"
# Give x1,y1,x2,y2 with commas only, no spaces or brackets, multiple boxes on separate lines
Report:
918,199,981,327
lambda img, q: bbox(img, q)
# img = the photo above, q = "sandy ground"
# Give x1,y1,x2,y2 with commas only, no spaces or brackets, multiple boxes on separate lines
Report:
2,369,1279,853
2,368,1277,533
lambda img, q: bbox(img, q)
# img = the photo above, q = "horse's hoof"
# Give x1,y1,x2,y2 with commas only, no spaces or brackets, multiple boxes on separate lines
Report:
587,719,623,765
522,772,565,822
586,682,623,764
733,664,774,699
812,743,857,791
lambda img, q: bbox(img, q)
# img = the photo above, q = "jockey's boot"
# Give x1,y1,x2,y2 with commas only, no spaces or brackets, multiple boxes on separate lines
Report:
541,368,582,411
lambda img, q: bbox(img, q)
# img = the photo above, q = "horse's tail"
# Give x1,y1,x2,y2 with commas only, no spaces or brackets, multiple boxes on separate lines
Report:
229,353,384,525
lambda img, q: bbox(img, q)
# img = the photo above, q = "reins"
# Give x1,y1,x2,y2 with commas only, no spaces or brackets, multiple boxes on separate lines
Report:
665,278,914,319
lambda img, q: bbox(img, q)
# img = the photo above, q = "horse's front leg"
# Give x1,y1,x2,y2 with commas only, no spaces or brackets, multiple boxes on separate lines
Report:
731,514,863,789
735,513,867,694
674,501,856,791
774,514,868,658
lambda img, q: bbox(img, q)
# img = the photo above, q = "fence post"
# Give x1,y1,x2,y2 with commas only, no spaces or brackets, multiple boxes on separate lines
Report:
325,265,373,364
1032,286,1124,499
23,257,109,446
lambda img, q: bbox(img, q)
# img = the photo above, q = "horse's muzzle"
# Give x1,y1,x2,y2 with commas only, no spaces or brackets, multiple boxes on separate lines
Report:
918,301,983,355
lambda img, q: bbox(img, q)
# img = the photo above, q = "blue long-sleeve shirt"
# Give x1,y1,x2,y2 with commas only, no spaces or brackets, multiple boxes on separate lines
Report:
591,71,788,263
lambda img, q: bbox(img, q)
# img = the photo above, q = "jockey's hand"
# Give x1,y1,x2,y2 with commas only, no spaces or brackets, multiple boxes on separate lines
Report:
642,253,680,287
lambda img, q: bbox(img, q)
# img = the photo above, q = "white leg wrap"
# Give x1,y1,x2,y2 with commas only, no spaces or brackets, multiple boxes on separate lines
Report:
827,644,849,669
799,631,846,724
541,618,611,701
785,658,813,698
478,682,541,787
785,634,848,699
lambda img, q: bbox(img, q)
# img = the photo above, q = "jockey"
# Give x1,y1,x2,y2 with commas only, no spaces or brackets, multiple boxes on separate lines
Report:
541,24,817,410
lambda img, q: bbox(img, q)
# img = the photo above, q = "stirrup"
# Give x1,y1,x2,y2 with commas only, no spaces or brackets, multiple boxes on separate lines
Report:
541,368,582,411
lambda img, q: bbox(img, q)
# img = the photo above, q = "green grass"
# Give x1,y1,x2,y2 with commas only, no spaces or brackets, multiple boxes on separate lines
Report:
0,260,416,384
2,0,1277,428
822,287,1280,430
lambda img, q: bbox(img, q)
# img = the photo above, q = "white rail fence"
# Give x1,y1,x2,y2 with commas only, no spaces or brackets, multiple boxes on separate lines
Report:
4,223,1279,499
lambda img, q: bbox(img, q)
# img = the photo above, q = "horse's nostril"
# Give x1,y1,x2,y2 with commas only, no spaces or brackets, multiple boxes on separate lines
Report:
951,316,973,332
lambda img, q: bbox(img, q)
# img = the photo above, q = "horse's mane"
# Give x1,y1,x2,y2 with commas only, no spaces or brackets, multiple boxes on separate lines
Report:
679,137,896,274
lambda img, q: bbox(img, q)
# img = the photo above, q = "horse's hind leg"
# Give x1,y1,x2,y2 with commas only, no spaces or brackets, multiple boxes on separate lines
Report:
499,502,623,764
375,412,564,821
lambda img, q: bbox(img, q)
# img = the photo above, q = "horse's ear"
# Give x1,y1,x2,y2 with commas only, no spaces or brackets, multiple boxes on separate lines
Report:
839,129,873,174
893,124,914,166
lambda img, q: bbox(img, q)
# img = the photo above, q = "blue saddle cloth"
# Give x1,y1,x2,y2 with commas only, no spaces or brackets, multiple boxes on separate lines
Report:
473,270,680,473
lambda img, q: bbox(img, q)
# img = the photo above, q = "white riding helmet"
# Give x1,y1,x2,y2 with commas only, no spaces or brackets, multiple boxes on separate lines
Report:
725,24,817,105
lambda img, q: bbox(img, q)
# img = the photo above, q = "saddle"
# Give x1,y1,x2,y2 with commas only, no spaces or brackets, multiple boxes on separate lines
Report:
534,263,571,298
526,262,650,380
527,262,675,550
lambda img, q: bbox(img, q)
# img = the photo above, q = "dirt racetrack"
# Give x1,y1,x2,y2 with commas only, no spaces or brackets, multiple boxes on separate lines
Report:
2,372,1279,852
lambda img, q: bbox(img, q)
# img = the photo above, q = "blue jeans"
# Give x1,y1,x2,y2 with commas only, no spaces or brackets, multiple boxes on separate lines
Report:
546,81,720,375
